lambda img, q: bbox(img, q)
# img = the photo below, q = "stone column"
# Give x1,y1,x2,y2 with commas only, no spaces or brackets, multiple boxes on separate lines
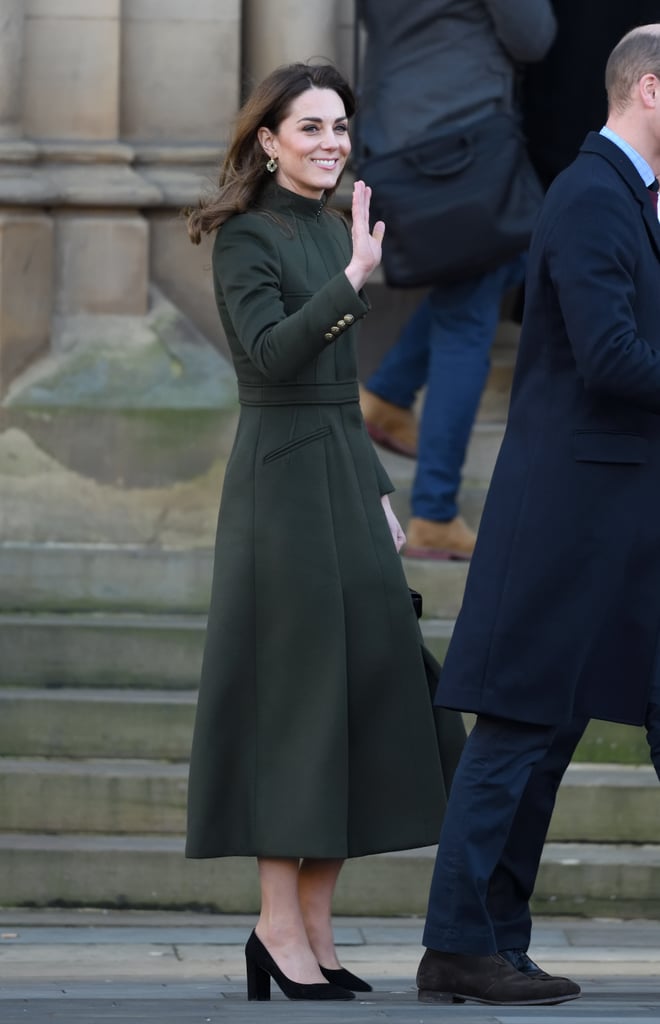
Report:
0,0,25,139
22,0,121,140
121,0,241,144
242,0,340,94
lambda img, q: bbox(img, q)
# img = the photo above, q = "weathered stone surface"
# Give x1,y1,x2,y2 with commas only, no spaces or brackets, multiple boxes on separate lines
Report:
337,0,358,81
0,286,237,539
23,2,120,140
53,213,148,316
0,213,53,397
126,0,233,19
26,0,118,15
9,289,235,411
149,214,225,358
0,427,223,544
0,0,24,138
243,0,339,87
120,1,241,143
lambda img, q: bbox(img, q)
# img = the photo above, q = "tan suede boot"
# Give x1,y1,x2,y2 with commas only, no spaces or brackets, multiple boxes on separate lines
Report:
359,385,418,458
404,516,476,561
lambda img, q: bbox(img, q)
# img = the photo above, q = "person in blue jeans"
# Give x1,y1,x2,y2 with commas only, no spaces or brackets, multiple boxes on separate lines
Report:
356,0,556,560
362,256,525,559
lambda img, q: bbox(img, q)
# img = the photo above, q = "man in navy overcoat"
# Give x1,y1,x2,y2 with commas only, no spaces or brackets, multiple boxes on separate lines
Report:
416,24,660,1006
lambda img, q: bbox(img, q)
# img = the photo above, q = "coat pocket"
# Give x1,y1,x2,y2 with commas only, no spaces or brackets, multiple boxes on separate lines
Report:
571,431,648,464
263,425,332,464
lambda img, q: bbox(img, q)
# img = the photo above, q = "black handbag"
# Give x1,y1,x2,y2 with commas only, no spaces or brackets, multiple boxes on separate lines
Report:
409,587,423,619
408,585,467,787
357,111,544,288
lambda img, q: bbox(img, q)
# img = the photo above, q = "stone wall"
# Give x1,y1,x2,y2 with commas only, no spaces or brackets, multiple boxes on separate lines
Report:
0,0,247,402
0,0,356,403
0,0,354,541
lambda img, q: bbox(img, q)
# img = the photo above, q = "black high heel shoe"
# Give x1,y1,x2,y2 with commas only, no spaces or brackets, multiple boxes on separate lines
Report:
245,931,355,1001
320,965,373,992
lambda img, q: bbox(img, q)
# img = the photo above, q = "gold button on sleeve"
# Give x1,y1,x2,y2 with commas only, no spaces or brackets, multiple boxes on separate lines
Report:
344,313,355,324
331,325,341,335
324,332,334,341
337,319,346,329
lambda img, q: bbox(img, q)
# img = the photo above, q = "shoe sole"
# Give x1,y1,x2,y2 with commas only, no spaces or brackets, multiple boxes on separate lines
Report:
418,989,581,1006
403,544,472,562
365,422,417,459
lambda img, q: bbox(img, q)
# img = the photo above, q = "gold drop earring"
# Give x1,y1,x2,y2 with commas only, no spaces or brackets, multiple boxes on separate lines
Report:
266,156,278,173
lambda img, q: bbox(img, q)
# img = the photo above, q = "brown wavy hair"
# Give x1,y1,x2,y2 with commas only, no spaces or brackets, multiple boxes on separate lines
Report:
186,62,356,244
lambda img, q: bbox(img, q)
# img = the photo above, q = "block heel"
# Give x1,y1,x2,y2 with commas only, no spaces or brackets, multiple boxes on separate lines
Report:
244,931,354,1001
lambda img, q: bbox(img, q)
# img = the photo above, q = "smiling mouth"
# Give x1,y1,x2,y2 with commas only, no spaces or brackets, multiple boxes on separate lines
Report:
312,159,340,169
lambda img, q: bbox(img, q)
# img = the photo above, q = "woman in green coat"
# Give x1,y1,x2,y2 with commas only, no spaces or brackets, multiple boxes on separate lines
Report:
186,62,464,1002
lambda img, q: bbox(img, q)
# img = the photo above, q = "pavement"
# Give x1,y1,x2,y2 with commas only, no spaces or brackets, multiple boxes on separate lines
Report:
1,910,660,1023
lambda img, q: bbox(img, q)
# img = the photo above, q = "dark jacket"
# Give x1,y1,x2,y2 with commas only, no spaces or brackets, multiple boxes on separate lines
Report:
435,133,660,727
357,0,556,156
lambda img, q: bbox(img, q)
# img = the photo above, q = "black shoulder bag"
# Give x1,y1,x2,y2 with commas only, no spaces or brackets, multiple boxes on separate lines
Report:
352,6,544,288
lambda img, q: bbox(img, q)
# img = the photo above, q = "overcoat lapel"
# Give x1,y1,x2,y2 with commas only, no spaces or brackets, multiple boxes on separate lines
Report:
580,131,660,260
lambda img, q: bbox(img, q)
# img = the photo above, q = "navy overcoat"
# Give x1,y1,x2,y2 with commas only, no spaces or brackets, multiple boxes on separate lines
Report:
436,132,660,727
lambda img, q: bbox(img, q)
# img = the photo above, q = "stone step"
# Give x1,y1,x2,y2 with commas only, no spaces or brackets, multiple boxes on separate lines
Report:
0,612,454,688
548,764,660,843
0,833,658,918
0,689,649,766
0,761,657,843
0,689,195,760
0,612,205,689
0,542,470,619
0,758,189,835
0,542,213,614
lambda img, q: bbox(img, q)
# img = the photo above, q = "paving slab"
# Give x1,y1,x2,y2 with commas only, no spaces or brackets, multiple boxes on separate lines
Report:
0,987,659,1024
0,911,659,1024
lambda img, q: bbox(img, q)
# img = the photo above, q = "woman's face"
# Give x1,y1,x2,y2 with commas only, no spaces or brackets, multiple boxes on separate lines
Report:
259,87,351,199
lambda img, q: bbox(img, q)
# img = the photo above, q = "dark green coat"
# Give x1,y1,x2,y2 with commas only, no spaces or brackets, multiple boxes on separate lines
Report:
186,181,464,859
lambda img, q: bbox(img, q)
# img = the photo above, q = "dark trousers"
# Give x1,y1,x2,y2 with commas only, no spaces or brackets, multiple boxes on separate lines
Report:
424,701,660,955
486,715,588,950
422,714,585,954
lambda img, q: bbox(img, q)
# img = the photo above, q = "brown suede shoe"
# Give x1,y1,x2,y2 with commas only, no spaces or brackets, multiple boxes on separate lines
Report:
359,386,418,458
404,515,476,561
416,949,581,1006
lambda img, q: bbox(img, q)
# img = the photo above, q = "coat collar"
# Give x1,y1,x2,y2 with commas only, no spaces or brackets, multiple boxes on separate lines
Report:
579,131,660,255
257,179,327,221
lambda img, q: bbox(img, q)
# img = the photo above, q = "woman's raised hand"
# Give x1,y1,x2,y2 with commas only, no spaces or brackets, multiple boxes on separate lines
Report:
344,180,385,293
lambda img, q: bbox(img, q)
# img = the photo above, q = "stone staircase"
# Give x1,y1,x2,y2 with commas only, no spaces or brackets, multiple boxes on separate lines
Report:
1,320,660,918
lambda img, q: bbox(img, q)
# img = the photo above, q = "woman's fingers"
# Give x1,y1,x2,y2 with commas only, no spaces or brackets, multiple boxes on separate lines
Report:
352,181,384,244
372,220,385,244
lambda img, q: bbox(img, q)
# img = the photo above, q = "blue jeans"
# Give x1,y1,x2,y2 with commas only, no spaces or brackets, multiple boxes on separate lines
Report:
366,256,526,521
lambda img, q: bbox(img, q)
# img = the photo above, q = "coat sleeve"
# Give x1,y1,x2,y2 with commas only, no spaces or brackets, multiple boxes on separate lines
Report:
484,0,556,63
213,216,369,382
545,185,660,413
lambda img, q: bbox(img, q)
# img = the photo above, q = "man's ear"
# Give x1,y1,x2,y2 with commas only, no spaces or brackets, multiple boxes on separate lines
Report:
639,73,658,109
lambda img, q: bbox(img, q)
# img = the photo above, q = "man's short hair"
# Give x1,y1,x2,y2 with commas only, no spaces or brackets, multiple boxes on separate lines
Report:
605,26,660,114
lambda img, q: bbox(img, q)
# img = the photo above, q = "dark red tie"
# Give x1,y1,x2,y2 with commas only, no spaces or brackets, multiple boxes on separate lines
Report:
649,180,659,212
